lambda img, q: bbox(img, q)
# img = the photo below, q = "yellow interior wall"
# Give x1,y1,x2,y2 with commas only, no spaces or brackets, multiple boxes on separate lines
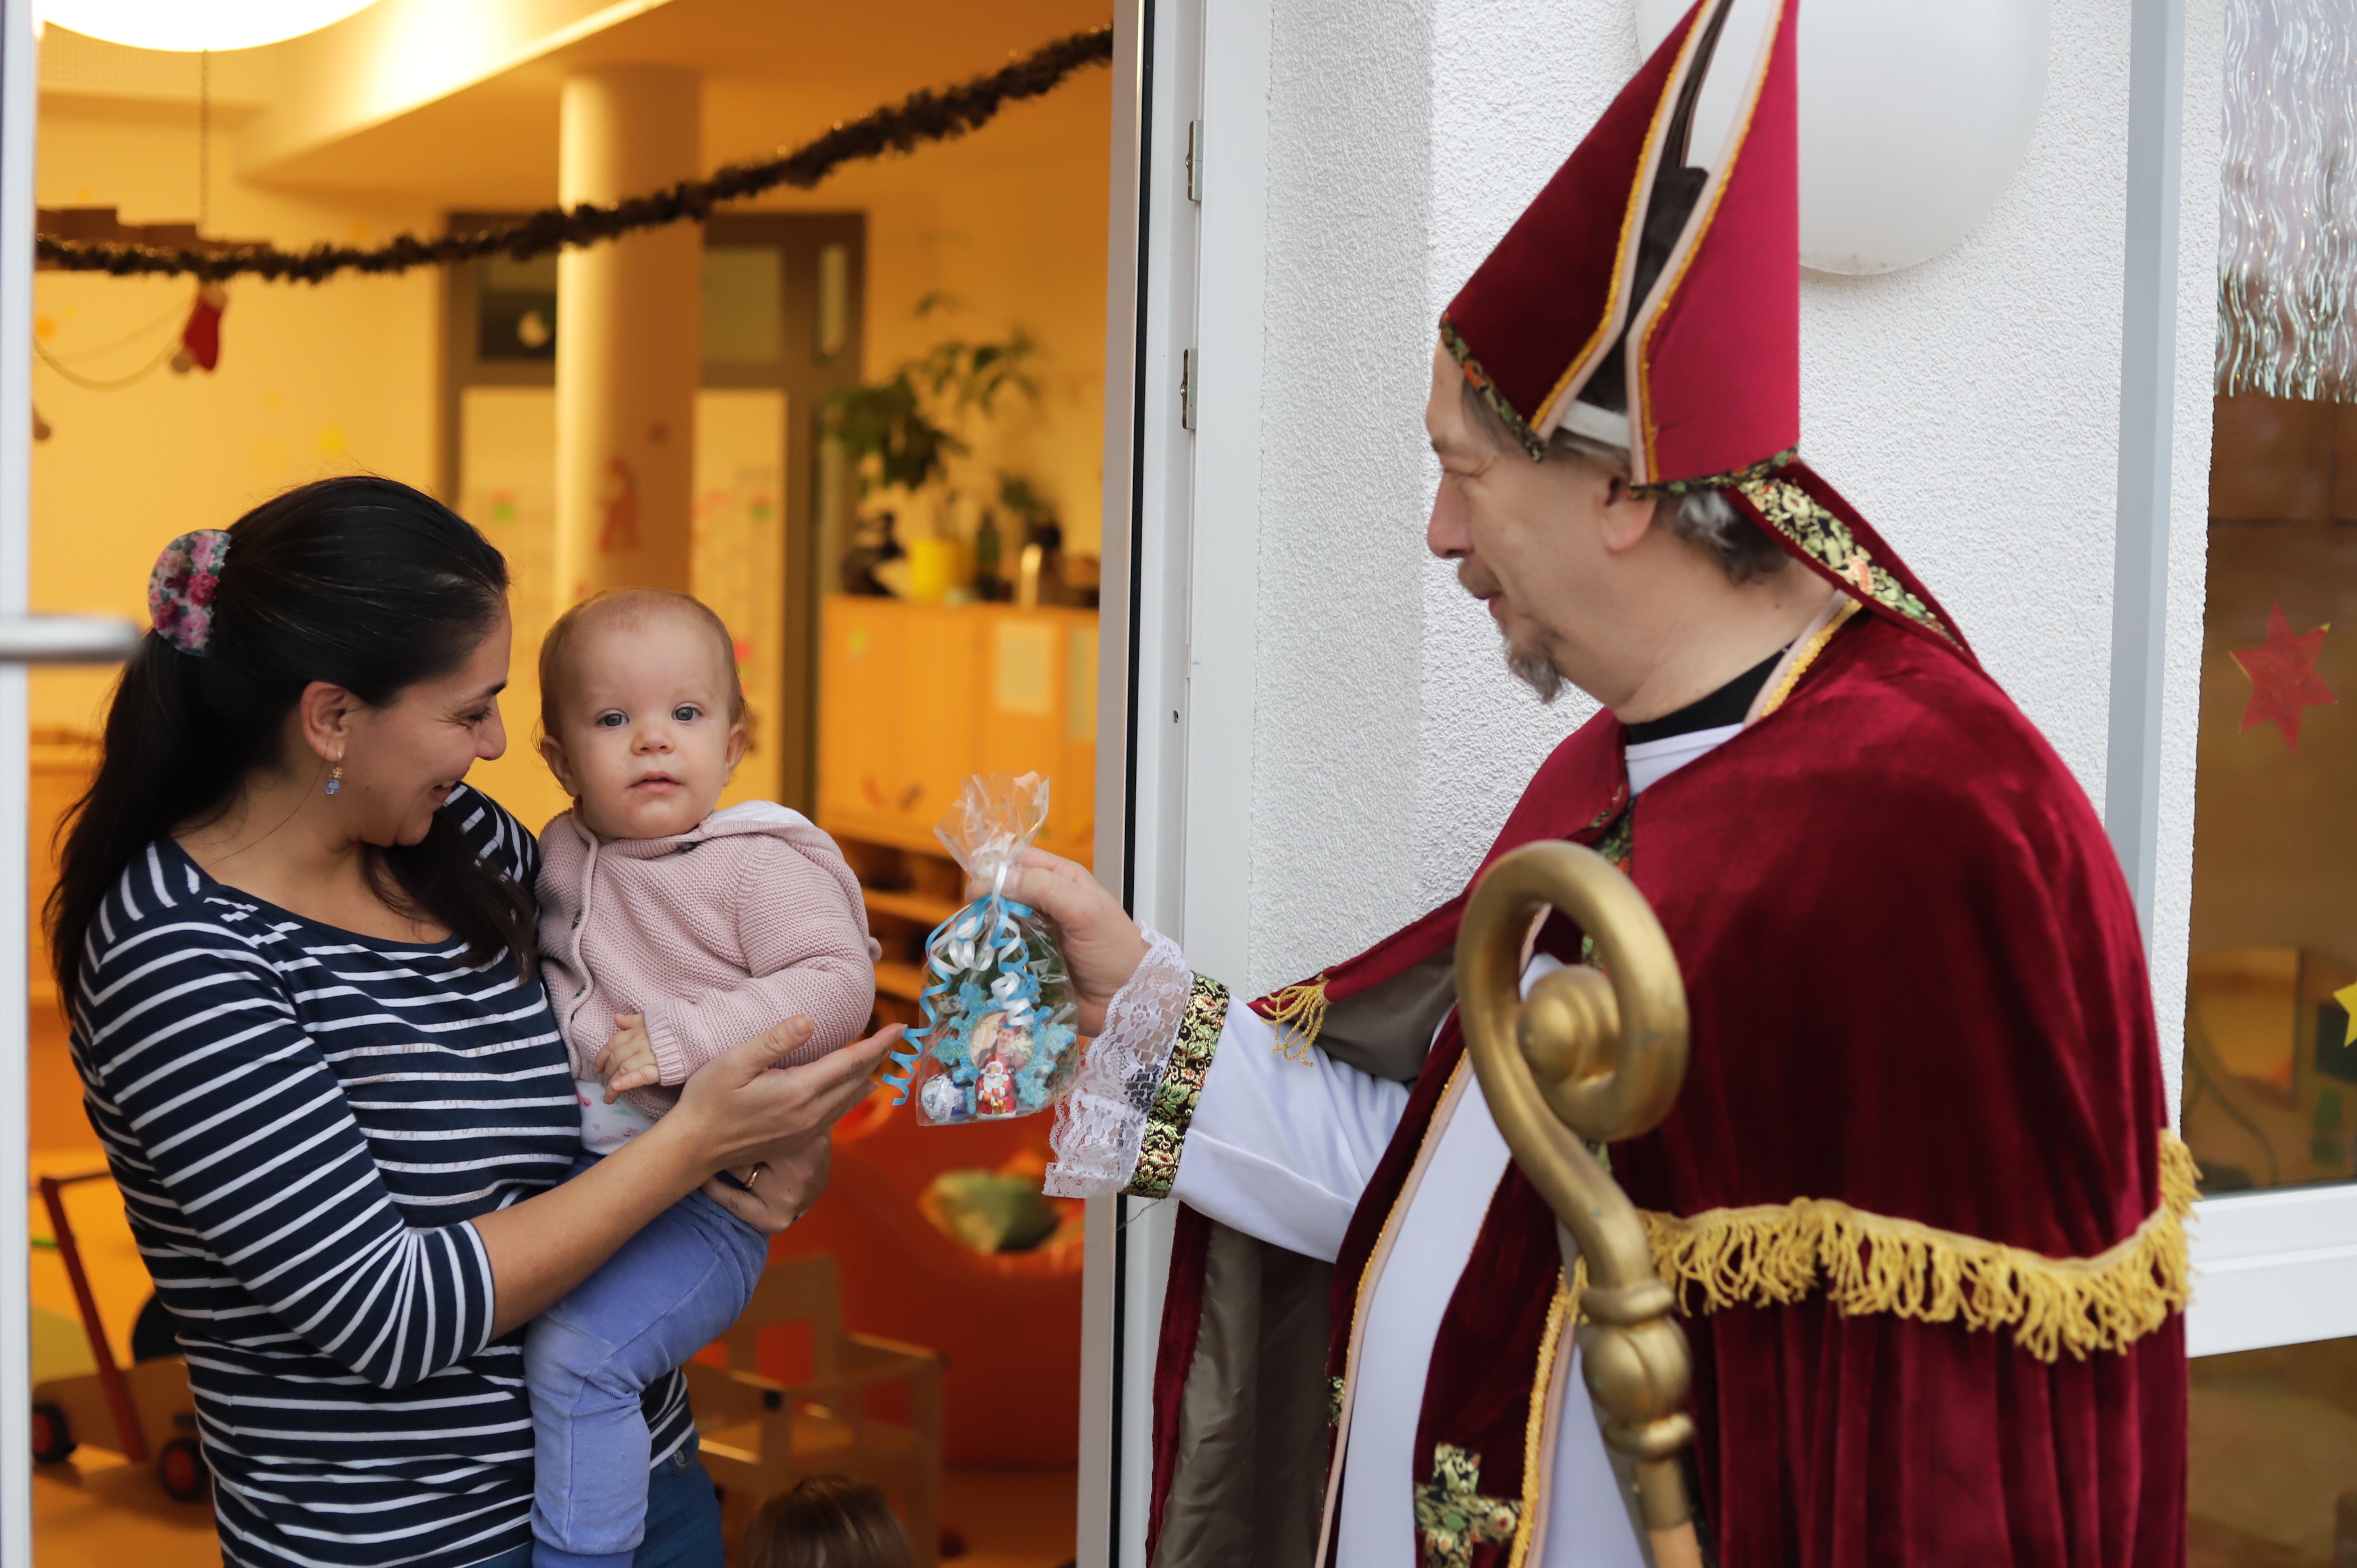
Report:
26,65,1108,752
728,73,1111,560
30,104,443,736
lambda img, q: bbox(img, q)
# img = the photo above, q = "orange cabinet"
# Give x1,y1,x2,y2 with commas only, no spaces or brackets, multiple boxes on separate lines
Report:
817,595,1096,866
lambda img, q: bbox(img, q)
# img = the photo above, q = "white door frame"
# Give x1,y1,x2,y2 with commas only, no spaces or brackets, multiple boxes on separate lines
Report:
2,0,43,1558
1084,0,1269,1561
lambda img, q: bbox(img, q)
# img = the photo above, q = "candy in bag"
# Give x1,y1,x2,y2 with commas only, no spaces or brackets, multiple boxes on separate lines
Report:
884,772,1081,1126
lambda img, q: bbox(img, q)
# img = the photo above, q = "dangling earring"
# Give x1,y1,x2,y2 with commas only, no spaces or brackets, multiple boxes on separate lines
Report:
325,763,343,797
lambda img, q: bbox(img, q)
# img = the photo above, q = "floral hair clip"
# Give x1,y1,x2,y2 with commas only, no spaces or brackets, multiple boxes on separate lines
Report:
148,529,231,655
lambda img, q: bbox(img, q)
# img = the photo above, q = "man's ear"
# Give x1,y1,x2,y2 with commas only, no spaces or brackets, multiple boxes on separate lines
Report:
1594,474,1662,557
539,732,582,799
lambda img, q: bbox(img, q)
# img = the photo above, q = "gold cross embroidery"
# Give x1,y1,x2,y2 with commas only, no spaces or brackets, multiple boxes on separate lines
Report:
1413,1445,1521,1568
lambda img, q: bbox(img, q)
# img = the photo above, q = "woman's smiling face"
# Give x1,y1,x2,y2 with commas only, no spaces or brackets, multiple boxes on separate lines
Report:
537,607,747,842
334,606,514,846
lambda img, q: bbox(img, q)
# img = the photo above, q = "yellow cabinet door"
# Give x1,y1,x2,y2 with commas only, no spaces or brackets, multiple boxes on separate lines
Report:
816,595,904,845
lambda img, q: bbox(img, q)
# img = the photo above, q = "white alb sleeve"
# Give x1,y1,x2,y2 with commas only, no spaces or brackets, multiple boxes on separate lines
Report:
1165,1005,1410,1262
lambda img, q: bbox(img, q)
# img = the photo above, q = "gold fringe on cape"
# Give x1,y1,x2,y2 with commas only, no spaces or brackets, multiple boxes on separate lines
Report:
1259,976,1330,1063
1565,1132,2196,1364
1624,1131,2197,1362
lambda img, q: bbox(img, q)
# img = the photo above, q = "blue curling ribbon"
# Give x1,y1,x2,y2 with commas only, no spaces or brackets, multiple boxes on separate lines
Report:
880,890,1036,1108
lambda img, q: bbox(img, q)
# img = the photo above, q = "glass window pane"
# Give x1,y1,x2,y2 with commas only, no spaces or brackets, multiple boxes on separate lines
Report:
2191,1336,2357,1566
701,245,782,365
2185,0,2357,1195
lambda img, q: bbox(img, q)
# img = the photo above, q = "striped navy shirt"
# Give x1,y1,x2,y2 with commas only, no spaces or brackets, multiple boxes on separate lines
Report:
70,787,691,1568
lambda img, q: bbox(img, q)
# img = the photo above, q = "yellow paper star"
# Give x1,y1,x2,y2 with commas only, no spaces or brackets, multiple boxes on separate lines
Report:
2334,981,2357,1046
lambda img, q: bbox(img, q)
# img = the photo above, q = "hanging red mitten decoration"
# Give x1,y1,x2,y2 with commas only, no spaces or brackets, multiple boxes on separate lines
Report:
171,283,228,374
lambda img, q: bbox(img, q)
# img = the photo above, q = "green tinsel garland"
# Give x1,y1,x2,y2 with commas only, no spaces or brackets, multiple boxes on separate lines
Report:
36,24,1112,285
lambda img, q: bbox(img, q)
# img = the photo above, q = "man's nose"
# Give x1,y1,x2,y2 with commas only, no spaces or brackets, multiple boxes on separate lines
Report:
1428,478,1470,560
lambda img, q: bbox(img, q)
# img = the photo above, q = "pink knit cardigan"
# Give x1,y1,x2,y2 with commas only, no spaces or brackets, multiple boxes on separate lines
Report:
537,800,881,1120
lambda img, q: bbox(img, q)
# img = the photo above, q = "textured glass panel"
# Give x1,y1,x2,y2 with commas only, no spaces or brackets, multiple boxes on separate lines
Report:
2218,0,2357,403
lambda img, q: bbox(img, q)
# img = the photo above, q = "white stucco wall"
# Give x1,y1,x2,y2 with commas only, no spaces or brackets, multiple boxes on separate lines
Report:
1244,0,2223,1078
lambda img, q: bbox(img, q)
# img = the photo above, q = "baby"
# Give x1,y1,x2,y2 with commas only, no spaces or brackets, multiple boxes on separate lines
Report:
525,589,878,1568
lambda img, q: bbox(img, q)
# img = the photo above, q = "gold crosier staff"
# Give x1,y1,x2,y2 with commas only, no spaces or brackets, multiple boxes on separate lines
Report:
1455,841,1703,1568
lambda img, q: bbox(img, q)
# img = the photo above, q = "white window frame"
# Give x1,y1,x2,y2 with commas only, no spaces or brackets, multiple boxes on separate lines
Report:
2106,0,2357,1361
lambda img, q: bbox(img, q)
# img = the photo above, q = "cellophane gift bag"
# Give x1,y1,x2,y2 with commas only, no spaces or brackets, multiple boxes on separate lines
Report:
888,772,1082,1126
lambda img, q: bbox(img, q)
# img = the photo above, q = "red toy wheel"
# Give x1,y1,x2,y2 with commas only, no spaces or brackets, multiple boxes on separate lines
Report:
29,1402,74,1464
157,1436,207,1502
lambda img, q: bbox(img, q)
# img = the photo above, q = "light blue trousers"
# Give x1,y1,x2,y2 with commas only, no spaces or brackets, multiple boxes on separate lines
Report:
524,1155,769,1568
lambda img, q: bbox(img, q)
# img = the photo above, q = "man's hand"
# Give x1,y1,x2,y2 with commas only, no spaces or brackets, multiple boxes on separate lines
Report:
966,848,1150,1036
594,1013,660,1103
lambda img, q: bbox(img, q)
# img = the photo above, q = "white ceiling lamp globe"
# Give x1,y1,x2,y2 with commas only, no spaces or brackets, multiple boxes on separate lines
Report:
35,0,381,51
1636,0,2049,276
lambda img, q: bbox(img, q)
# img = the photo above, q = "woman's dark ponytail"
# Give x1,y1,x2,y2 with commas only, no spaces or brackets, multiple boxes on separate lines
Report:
49,476,532,996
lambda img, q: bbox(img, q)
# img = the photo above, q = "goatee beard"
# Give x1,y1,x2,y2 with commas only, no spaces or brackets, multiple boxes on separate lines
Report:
1501,628,1565,704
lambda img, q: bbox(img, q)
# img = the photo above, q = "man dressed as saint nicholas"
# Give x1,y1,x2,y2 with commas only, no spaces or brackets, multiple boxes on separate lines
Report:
1005,0,2191,1562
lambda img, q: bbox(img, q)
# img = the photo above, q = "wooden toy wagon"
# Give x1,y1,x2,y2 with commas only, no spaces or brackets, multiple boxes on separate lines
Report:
29,1170,208,1503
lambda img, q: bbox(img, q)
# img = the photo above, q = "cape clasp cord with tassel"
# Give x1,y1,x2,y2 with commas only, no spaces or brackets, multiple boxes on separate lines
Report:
1260,975,1329,1063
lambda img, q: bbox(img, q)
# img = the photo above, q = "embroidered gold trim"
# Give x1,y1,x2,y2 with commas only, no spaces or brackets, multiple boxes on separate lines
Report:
1328,1375,1346,1429
1125,975,1230,1200
1753,597,1861,722
1504,1281,1573,1568
1734,476,1957,647
1442,316,1548,461
1415,1445,1522,1568
1594,804,1635,871
1639,1130,2198,1363
1261,975,1331,1063
1627,446,1797,500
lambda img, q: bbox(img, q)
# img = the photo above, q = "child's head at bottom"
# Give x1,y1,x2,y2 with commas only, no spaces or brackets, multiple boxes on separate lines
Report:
537,587,748,842
742,1475,913,1568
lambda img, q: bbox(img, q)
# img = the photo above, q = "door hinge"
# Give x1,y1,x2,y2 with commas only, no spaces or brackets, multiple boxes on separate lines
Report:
1186,120,1204,202
1181,348,1197,431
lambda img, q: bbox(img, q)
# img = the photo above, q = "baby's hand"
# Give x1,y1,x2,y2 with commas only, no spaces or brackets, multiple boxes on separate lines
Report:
595,1013,661,1103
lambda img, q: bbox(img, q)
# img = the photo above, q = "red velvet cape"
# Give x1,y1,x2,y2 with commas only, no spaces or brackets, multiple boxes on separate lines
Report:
1150,604,2185,1566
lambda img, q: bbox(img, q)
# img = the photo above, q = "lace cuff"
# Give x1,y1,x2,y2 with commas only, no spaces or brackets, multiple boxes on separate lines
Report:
1043,926,1228,1198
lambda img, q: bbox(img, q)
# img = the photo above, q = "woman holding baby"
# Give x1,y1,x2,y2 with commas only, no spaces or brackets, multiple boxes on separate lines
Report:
50,477,899,1568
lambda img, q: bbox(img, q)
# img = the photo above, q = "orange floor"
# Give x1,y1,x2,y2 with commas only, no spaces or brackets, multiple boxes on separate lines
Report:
32,1462,1074,1568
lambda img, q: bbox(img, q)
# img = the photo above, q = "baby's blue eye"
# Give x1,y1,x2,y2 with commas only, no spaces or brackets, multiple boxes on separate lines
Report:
672,704,701,723
595,711,626,729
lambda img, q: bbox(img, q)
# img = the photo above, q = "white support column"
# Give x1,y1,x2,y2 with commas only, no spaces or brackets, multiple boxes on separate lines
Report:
555,66,701,602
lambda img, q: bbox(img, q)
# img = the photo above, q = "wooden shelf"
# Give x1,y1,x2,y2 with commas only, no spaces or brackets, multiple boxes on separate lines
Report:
862,887,963,928
877,961,928,1002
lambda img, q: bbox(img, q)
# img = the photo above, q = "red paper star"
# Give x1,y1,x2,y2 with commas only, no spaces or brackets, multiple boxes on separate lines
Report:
2232,602,2337,751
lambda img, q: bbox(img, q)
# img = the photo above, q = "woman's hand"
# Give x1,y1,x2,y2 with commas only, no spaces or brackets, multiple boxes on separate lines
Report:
967,848,1148,1036
700,1135,829,1233
668,1018,903,1177
476,1021,900,1335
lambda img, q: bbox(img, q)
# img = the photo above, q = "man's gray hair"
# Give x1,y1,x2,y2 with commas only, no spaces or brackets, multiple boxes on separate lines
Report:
1462,381,1786,586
